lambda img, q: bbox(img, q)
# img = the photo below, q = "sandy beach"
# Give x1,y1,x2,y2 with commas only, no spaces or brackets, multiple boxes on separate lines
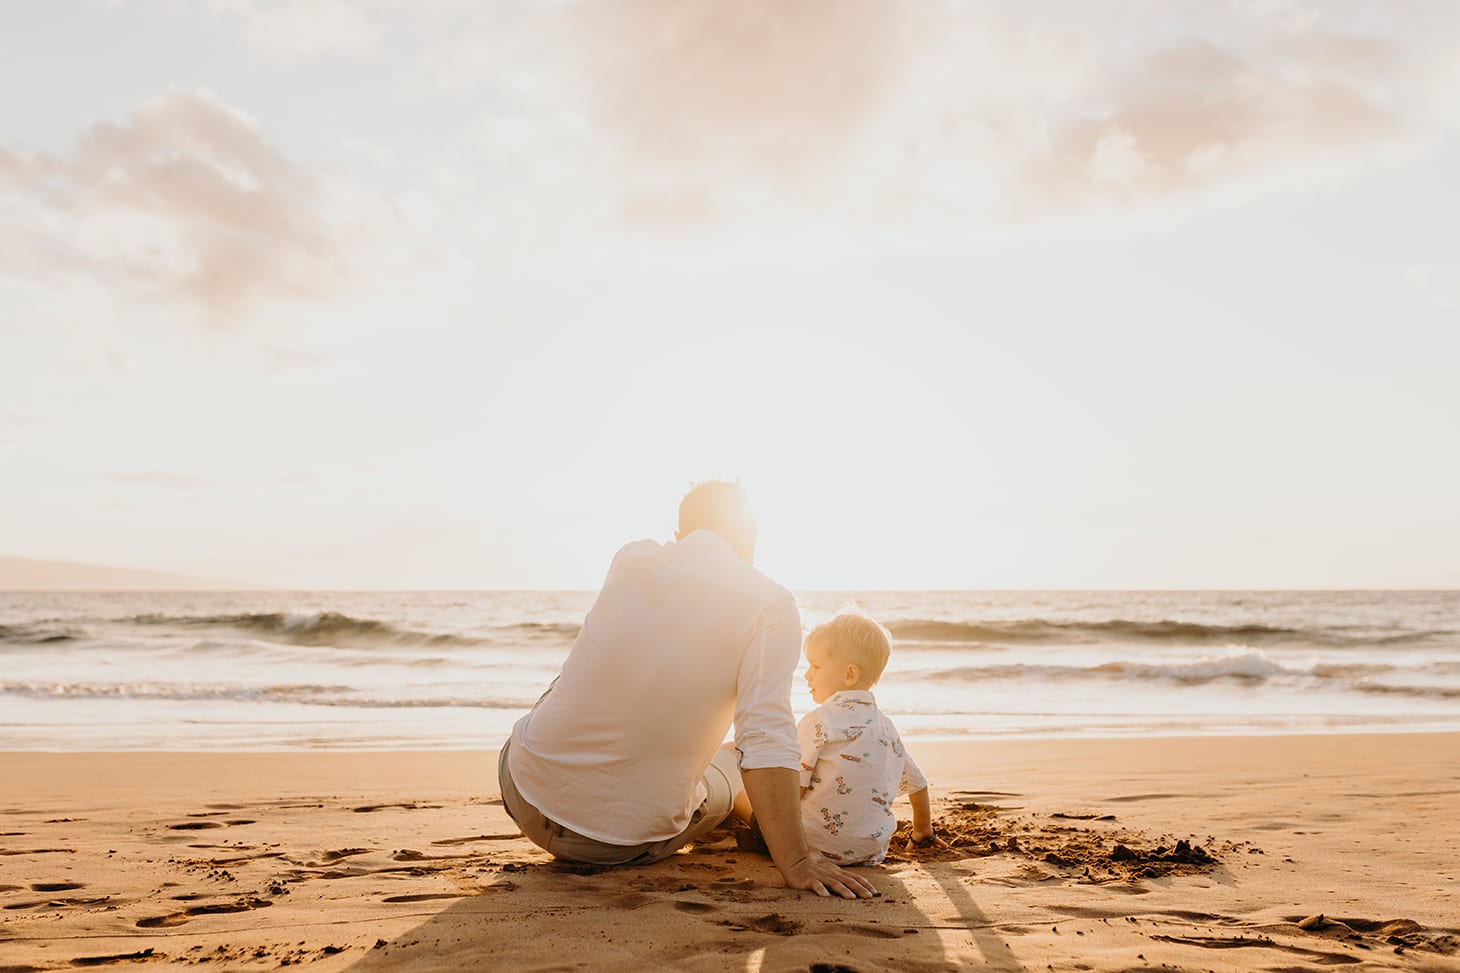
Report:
2,733,1457,972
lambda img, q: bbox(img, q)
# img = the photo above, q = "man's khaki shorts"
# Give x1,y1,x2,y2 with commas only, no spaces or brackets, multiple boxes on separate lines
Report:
498,741,742,866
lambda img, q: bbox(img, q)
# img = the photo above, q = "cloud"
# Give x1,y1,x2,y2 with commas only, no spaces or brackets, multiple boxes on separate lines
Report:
0,87,433,321
1006,35,1407,220
558,0,1459,235
573,0,918,181
110,470,213,489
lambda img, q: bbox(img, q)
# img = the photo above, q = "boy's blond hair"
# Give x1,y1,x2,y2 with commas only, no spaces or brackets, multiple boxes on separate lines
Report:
805,609,893,685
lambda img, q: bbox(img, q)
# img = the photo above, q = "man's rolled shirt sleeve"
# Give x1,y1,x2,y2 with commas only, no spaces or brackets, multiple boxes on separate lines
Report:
732,594,803,771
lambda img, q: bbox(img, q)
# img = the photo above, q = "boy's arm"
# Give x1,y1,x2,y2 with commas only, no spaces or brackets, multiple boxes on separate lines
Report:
898,743,947,850
905,786,947,848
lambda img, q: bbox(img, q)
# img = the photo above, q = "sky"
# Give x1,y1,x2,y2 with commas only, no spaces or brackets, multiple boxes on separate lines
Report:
2,0,1458,590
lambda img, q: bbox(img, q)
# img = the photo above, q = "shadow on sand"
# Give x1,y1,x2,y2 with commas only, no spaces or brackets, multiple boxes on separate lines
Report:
343,833,1028,973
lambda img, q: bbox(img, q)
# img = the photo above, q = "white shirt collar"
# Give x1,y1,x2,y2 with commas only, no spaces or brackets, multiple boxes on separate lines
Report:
826,689,877,705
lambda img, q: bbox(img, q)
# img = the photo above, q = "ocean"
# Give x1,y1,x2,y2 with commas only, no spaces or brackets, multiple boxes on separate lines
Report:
1,590,1456,751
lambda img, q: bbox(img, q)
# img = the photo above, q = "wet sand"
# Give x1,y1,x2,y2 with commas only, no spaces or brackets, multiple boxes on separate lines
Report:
2,734,1458,971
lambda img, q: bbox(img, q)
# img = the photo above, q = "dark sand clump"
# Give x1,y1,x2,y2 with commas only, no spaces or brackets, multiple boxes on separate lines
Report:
891,798,1235,882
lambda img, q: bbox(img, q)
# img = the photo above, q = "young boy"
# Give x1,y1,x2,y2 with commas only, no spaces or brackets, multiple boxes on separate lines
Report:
734,609,943,865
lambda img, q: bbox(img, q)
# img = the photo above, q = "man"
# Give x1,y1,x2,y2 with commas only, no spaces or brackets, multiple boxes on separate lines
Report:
498,481,877,899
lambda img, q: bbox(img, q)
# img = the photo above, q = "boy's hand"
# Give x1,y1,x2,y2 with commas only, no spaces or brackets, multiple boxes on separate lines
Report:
904,826,948,852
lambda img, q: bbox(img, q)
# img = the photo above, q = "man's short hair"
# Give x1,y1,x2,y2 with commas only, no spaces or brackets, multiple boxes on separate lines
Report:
678,480,757,542
805,609,893,684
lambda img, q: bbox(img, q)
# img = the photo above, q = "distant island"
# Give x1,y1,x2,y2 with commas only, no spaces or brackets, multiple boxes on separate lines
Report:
0,557,256,591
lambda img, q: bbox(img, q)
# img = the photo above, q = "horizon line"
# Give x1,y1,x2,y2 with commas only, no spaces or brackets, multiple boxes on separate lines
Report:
4,586,1457,594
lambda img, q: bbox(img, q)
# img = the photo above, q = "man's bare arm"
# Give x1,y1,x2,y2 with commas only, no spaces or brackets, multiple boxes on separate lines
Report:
740,767,877,899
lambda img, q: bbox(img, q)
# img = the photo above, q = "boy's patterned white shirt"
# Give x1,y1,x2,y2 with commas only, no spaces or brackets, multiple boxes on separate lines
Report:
797,689,928,865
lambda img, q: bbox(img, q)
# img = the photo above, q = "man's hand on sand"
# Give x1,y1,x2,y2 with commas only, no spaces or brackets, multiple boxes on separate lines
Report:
782,854,878,899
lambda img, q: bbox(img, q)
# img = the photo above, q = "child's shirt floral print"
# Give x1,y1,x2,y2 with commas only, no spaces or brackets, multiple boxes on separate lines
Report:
797,689,928,865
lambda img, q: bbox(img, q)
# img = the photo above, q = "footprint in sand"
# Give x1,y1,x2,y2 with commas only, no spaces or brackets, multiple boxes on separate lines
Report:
186,843,256,850
608,892,657,910
674,901,715,914
392,849,476,862
1284,914,1460,954
1150,932,1361,965
712,876,756,890
203,851,283,866
5,892,111,911
135,896,272,928
631,875,696,890
167,819,255,831
68,948,156,966
16,894,110,911
719,914,801,936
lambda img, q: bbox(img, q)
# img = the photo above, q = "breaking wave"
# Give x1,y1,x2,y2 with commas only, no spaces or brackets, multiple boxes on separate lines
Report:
1355,682,1460,701
885,617,1442,647
109,612,580,648
0,623,76,645
0,680,537,709
923,650,1316,686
